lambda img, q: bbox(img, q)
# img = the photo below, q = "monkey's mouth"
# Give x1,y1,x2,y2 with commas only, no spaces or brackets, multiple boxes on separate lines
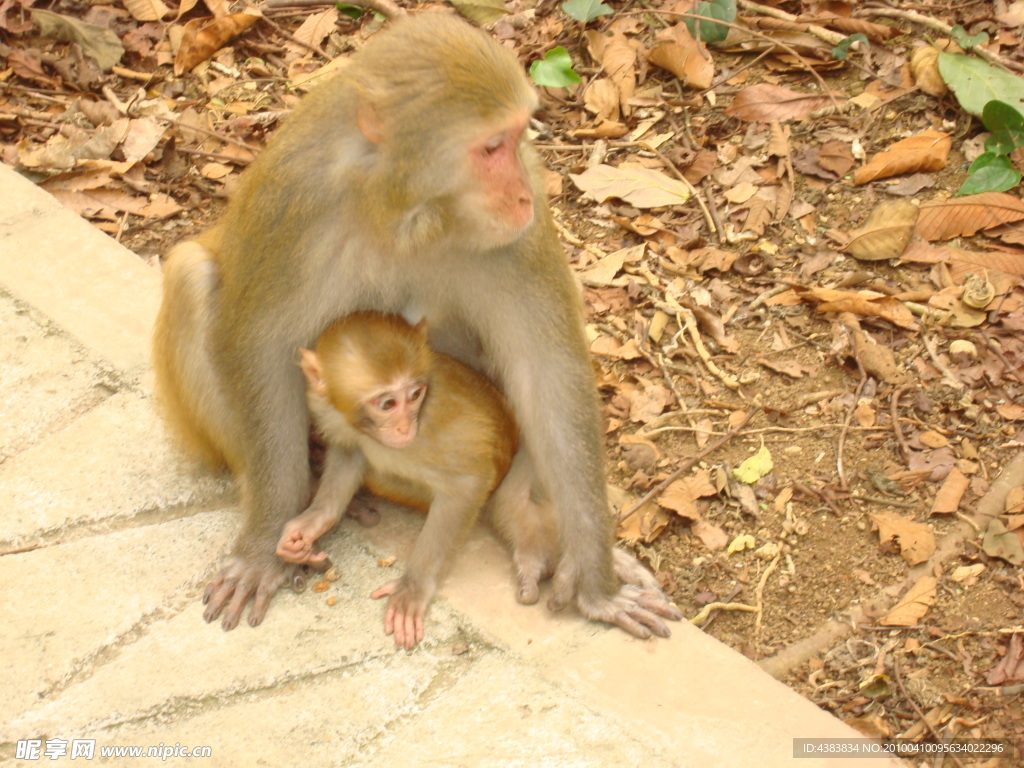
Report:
380,431,416,449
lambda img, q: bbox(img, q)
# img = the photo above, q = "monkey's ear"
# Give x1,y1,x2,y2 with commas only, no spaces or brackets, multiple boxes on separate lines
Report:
298,349,328,395
355,93,384,144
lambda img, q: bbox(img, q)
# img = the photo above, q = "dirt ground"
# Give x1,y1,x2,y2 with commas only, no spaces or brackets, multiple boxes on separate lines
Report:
3,0,1023,760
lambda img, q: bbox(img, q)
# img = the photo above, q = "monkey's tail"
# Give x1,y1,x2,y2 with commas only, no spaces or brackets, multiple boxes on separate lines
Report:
152,240,232,471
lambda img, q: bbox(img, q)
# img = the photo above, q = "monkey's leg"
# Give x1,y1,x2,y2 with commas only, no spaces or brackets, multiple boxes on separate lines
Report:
343,491,381,528
488,452,558,605
370,482,486,649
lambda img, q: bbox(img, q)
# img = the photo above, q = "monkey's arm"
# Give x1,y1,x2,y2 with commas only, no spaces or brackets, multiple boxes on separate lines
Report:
278,446,367,564
473,234,682,638
201,318,322,629
371,478,487,649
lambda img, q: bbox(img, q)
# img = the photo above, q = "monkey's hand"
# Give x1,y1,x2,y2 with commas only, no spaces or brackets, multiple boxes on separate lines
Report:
276,527,329,565
204,552,321,630
276,507,339,564
550,549,683,639
370,578,432,650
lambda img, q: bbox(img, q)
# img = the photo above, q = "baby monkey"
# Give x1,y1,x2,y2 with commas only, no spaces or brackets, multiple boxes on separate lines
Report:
278,312,559,649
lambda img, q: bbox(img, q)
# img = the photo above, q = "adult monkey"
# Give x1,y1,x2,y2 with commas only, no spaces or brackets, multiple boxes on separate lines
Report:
153,11,682,637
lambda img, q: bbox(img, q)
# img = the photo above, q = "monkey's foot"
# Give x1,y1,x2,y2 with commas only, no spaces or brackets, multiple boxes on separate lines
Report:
574,584,683,639
548,551,683,639
344,496,381,528
370,579,431,650
203,554,322,630
512,550,556,605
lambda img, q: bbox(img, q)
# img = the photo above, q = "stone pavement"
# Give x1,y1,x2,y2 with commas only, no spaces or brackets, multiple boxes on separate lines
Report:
0,163,904,767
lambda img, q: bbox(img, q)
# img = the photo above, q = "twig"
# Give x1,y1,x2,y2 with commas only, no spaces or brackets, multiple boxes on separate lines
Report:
793,482,844,516
753,553,781,655
618,409,756,523
737,0,845,45
680,307,741,390
260,0,405,18
690,600,756,625
855,6,1022,74
836,373,866,490
890,383,911,463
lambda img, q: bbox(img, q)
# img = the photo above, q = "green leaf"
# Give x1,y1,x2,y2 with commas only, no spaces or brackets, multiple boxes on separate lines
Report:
684,0,735,44
958,156,1021,195
561,0,612,23
832,33,868,61
529,47,582,88
950,24,989,50
335,4,365,19
981,101,1024,154
937,52,1024,117
450,0,511,26
983,100,1024,131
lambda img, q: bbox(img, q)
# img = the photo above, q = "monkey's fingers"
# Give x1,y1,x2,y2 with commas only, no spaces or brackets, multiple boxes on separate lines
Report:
394,609,424,650
370,580,401,600
633,588,684,621
220,575,259,631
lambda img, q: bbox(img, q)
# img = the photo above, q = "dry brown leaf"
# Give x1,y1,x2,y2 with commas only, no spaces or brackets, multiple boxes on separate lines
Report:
616,501,671,543
915,192,1024,240
579,243,644,286
124,0,171,21
880,577,937,626
693,518,729,551
725,83,843,122
846,199,919,261
931,467,969,515
909,46,947,97
799,287,919,330
585,29,637,117
291,8,338,50
659,470,717,521
174,8,262,75
849,327,902,384
996,402,1024,421
694,417,713,449
570,163,690,208
900,240,1024,280
619,433,661,472
869,512,936,565
767,121,790,158
583,77,620,122
629,383,673,422
854,399,876,427
590,335,643,360
646,23,714,89
757,358,817,378
918,430,948,448
853,130,951,185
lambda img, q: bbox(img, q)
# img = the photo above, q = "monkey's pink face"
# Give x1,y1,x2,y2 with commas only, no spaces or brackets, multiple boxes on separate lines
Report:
365,381,427,449
463,112,535,247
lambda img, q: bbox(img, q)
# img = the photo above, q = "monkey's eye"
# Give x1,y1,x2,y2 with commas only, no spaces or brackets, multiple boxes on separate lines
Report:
409,385,426,402
483,135,505,155
375,397,397,412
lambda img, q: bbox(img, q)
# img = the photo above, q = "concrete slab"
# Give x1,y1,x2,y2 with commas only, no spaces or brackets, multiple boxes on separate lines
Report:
0,293,110,457
0,161,906,768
